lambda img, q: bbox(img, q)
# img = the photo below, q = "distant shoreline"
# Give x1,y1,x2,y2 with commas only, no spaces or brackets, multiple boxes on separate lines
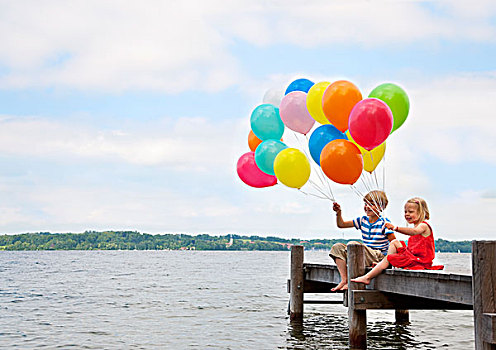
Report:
0,231,472,253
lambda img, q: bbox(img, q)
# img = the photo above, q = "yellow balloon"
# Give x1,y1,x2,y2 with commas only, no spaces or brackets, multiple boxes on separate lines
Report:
346,131,386,173
306,81,331,125
273,148,311,189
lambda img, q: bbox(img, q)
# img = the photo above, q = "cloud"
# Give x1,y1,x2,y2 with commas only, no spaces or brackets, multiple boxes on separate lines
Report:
0,1,495,92
0,114,247,173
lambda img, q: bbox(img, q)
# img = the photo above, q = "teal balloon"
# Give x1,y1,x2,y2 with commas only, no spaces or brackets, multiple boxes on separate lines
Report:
368,83,410,133
254,140,288,175
250,104,285,140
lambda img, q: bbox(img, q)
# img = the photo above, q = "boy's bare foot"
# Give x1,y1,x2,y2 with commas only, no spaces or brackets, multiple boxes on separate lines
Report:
350,276,371,285
331,281,348,291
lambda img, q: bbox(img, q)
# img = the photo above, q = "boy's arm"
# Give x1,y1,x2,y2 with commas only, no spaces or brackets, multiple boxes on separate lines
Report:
333,202,354,228
387,233,397,241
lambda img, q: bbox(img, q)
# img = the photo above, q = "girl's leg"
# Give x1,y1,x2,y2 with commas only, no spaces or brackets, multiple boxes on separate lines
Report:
350,257,390,285
351,240,403,285
387,239,402,255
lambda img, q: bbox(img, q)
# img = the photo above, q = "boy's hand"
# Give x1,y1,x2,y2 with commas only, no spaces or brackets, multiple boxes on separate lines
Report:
332,202,341,213
385,222,395,230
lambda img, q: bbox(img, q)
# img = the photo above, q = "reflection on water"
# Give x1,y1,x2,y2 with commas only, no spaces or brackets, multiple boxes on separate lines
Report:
287,313,439,350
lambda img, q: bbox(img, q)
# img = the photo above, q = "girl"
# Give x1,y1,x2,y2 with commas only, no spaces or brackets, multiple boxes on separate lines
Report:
351,197,443,285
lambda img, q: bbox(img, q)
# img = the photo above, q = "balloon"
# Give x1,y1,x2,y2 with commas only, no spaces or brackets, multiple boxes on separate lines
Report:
348,98,393,151
285,78,314,95
237,152,277,188
346,131,386,173
369,83,409,133
322,80,362,132
263,87,285,107
308,125,347,165
279,91,315,135
320,139,363,185
248,130,262,152
306,81,331,125
254,140,288,175
250,104,285,141
273,148,311,189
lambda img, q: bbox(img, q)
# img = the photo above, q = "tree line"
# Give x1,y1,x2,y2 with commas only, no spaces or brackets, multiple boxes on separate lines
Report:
0,231,472,252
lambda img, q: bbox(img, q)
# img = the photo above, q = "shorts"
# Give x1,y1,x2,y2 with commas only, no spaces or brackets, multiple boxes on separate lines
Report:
329,241,385,267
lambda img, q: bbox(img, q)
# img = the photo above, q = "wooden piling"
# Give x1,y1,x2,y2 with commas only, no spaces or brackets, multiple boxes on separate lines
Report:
290,245,304,321
395,309,410,323
347,242,367,349
472,241,496,350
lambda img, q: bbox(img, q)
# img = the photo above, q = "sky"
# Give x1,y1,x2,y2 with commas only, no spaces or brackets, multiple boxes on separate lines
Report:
0,0,495,241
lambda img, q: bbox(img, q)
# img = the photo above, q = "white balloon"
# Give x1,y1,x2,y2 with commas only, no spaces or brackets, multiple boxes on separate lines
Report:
263,88,285,107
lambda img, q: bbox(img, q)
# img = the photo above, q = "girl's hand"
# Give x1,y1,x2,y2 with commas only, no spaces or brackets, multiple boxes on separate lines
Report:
385,222,395,230
332,202,341,213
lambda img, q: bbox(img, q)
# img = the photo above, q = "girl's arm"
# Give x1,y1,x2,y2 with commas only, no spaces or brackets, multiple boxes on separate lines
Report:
333,202,354,228
385,222,431,237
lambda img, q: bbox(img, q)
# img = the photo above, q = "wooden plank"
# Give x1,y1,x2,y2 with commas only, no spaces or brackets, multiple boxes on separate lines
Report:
289,245,304,321
351,290,472,310
304,263,341,285
369,269,473,305
347,242,367,349
304,264,473,305
304,300,344,304
482,313,496,345
473,241,496,350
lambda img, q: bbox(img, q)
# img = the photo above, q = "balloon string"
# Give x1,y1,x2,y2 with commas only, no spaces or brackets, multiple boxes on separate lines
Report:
292,131,335,201
298,189,330,200
303,133,335,201
350,184,383,219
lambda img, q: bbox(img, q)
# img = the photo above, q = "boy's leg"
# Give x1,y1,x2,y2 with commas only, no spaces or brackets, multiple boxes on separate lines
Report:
332,258,348,291
329,243,348,291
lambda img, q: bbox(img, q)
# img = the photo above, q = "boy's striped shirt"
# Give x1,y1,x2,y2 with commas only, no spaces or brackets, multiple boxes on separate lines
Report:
353,216,394,255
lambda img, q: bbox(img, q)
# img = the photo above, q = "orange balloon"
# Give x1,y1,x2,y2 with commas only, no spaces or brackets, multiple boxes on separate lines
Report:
248,130,262,152
320,139,363,185
322,80,362,132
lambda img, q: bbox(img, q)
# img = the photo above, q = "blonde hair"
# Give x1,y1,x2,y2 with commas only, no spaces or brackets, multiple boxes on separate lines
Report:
364,190,388,211
406,197,430,223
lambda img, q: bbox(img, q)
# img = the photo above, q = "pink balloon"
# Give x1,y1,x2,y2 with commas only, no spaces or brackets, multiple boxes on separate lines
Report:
279,91,315,135
237,152,277,188
348,98,393,151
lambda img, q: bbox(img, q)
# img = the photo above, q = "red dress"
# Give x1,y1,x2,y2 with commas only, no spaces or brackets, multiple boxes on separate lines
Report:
386,221,444,270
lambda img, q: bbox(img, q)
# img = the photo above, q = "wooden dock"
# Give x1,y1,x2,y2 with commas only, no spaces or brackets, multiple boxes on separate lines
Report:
288,240,496,349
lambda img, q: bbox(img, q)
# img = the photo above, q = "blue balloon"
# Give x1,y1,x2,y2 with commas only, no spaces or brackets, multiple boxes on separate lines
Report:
250,104,285,141
308,125,348,165
254,140,288,175
285,78,314,95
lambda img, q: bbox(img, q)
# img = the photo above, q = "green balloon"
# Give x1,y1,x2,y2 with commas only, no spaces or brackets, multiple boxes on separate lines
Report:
368,83,410,133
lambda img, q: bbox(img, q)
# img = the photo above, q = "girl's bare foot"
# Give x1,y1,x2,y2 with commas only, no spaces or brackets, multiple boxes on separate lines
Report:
371,262,378,267
350,276,371,285
331,281,348,291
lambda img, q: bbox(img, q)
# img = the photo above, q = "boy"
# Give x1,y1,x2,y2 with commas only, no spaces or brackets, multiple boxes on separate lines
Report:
329,190,396,291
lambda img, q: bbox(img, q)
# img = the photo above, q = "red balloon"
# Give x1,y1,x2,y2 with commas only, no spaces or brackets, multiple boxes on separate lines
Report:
320,140,363,185
237,152,277,188
348,98,393,151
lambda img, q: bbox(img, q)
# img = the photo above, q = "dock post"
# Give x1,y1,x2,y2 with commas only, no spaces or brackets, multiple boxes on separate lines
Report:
290,245,304,321
348,242,367,349
472,240,496,350
395,309,410,323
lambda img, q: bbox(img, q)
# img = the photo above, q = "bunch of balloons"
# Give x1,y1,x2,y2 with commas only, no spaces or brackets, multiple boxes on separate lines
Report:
236,77,410,195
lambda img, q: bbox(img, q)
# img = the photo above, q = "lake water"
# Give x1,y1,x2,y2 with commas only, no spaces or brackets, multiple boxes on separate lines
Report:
0,250,473,349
